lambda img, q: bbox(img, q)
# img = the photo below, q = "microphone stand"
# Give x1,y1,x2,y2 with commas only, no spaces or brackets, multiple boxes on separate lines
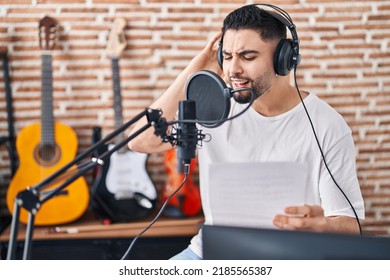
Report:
6,108,164,260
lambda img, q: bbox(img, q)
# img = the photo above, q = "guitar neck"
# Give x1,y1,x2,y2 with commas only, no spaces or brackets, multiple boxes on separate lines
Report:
111,57,126,147
41,53,55,146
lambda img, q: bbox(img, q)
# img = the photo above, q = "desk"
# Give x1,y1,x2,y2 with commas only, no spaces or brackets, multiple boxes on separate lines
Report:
0,211,204,260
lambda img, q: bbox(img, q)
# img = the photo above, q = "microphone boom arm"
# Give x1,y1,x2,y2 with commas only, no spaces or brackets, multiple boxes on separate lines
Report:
6,108,164,260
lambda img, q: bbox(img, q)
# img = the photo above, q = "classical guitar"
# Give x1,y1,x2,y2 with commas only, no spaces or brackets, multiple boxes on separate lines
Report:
6,16,89,225
162,148,202,217
91,18,157,222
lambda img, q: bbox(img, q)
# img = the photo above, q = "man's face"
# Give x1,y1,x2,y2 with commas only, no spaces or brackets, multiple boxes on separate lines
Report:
221,29,278,102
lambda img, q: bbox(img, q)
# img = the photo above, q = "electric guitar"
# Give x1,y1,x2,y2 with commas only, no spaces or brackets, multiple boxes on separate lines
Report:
162,148,202,217
91,18,157,222
6,16,90,225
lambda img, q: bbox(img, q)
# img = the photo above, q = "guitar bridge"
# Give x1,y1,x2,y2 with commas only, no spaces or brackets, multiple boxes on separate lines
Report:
41,189,69,197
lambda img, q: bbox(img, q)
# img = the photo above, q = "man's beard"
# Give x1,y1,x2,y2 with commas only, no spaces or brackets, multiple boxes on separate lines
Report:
230,72,274,104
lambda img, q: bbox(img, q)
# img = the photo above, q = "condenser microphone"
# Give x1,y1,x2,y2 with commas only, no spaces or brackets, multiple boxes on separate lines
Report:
185,70,253,128
176,100,198,171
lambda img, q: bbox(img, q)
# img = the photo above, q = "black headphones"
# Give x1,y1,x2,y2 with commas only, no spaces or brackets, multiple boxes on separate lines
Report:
217,3,301,76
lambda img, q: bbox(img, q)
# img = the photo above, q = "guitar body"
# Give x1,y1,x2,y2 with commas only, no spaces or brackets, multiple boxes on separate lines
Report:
92,144,157,222
106,144,157,201
162,149,202,217
6,122,89,225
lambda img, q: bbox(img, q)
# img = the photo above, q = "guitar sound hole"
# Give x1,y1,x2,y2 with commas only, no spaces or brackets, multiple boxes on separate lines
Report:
34,144,61,166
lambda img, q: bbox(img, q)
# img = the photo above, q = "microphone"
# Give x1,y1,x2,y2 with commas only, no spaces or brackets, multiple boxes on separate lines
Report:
176,99,198,173
172,70,253,173
185,70,252,128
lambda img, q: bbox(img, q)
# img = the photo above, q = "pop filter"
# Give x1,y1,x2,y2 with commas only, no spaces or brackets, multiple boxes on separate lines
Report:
185,70,232,128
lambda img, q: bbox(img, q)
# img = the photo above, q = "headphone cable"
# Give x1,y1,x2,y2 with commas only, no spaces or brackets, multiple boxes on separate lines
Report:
292,66,363,236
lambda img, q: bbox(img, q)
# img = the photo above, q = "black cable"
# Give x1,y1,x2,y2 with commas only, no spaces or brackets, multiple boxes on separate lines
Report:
121,167,190,260
292,66,363,235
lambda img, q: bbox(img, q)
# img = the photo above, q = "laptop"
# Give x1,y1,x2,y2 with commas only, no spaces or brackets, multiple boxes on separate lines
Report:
202,224,390,260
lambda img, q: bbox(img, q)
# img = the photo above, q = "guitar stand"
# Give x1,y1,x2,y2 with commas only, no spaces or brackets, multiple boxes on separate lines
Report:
6,108,167,260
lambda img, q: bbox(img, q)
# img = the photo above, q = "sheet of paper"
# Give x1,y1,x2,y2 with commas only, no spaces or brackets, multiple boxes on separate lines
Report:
208,162,308,229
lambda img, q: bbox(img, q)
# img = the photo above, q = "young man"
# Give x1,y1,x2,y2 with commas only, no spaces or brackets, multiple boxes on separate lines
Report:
128,4,365,260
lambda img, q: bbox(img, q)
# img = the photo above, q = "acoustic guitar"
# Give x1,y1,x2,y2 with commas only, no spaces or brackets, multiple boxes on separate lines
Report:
91,18,158,222
6,16,89,225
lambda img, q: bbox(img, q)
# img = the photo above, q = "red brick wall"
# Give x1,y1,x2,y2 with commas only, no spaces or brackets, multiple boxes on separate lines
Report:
0,0,389,235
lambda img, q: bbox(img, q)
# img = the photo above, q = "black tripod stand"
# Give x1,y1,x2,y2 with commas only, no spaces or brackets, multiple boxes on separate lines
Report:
6,108,165,260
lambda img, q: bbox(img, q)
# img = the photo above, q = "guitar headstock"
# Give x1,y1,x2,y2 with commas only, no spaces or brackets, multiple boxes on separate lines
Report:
39,16,59,51
106,18,127,58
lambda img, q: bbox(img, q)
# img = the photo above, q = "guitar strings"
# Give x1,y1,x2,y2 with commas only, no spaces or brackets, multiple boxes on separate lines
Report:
36,159,90,195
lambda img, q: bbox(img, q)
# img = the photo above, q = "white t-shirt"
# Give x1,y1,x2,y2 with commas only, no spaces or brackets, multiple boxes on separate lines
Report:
189,92,365,258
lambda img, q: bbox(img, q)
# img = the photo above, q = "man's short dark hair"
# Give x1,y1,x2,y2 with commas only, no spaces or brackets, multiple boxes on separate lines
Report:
221,5,287,42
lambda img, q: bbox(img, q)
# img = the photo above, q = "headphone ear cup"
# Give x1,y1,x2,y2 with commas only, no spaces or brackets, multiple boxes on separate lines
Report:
217,42,223,69
273,38,294,76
